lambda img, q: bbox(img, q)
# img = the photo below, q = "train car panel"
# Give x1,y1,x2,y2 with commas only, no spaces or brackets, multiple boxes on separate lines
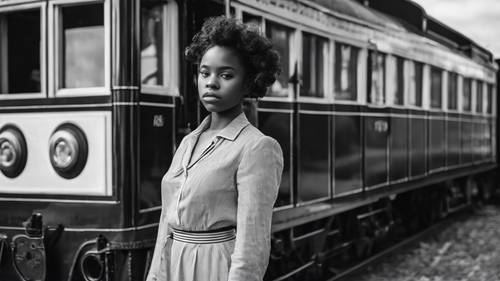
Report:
446,114,461,166
333,113,363,196
409,111,427,177
298,112,331,203
138,102,175,211
363,111,389,188
460,117,473,164
389,112,409,182
429,112,446,171
0,111,112,196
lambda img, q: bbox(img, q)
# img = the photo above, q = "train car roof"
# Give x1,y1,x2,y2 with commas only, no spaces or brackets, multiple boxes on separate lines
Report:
307,0,494,65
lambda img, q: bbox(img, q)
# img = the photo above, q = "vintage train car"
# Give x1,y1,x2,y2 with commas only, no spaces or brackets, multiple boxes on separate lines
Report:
0,0,497,280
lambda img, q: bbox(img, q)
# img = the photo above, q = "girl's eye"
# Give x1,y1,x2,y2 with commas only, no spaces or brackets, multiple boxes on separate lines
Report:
220,73,233,80
199,71,209,78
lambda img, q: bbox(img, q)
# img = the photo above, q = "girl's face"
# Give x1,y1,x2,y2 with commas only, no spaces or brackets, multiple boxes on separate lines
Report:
198,46,249,113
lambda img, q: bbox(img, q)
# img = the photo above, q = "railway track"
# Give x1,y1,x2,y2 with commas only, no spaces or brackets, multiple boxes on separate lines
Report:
328,206,471,281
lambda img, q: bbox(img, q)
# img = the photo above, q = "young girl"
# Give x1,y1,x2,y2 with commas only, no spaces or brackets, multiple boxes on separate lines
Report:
146,16,283,281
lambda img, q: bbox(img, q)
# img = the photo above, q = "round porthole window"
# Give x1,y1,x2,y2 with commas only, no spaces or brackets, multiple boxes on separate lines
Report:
0,125,28,178
49,123,88,179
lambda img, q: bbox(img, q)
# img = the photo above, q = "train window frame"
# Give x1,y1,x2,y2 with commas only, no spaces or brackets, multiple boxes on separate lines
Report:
461,77,472,112
140,0,179,96
48,0,111,98
475,80,484,115
429,66,443,111
407,60,423,108
447,71,459,112
262,18,296,101
333,41,360,104
0,2,46,100
386,55,405,107
367,50,386,106
486,83,493,115
299,30,330,101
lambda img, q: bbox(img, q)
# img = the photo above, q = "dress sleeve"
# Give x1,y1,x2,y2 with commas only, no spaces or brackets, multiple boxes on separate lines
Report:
228,136,284,281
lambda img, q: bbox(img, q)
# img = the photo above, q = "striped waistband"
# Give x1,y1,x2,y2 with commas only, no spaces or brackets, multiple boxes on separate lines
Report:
171,227,236,244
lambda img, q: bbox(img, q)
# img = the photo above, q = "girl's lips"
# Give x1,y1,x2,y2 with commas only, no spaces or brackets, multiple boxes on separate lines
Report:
202,92,220,102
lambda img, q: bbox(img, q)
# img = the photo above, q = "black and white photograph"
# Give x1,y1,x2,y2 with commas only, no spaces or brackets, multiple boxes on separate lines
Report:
0,0,499,280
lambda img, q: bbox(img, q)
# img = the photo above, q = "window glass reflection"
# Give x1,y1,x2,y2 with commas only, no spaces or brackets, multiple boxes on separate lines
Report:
334,43,358,101
141,4,164,85
301,32,327,98
266,20,292,97
408,61,423,107
448,72,458,110
61,3,104,89
476,81,483,113
430,67,442,109
462,78,472,111
0,10,40,94
367,51,385,105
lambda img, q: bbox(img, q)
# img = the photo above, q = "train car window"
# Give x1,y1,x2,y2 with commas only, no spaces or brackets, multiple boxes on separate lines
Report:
447,72,458,110
430,67,442,109
462,78,472,112
408,61,423,107
140,0,179,95
367,51,385,105
0,9,41,95
59,3,104,89
301,32,327,98
476,81,483,113
242,12,262,28
393,56,404,105
486,84,493,114
265,20,292,97
334,43,358,101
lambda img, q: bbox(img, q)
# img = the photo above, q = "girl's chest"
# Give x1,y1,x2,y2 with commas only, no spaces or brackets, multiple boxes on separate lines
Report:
163,146,242,197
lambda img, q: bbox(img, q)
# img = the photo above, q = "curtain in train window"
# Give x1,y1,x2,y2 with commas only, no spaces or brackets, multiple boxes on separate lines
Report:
266,20,292,97
462,78,472,111
0,9,41,94
334,43,358,101
430,67,442,109
486,84,493,114
408,61,423,107
476,81,483,113
367,51,385,105
60,3,104,89
140,0,179,94
301,32,327,98
447,72,458,110
393,57,404,105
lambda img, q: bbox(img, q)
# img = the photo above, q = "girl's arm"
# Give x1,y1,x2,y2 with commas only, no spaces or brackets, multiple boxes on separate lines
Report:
229,136,284,281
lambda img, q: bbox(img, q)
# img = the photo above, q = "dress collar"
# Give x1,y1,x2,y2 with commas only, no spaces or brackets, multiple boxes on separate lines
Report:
189,112,250,142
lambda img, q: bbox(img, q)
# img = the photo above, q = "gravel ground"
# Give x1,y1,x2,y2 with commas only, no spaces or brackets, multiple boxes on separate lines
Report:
346,205,500,281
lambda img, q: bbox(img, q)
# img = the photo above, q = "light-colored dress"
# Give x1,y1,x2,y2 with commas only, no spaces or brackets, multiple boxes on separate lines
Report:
147,113,284,281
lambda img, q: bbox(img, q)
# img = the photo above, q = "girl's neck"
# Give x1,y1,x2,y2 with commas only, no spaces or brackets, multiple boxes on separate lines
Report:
209,104,242,131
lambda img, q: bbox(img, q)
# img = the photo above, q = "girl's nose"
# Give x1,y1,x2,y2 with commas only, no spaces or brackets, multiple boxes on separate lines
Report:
206,75,219,89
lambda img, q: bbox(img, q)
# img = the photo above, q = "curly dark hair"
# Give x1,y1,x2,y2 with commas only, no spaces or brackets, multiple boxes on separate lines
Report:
185,16,281,98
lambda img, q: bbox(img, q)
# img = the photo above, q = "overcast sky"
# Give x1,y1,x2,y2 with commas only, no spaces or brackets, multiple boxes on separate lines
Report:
411,0,500,59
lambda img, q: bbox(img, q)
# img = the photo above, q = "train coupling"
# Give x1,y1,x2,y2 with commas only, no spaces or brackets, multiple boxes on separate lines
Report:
11,213,47,281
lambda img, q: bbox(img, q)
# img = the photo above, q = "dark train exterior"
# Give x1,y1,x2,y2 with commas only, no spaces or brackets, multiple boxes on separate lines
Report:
0,0,496,280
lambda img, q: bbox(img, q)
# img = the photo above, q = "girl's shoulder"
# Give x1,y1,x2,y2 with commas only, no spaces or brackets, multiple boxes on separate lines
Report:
239,124,282,154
